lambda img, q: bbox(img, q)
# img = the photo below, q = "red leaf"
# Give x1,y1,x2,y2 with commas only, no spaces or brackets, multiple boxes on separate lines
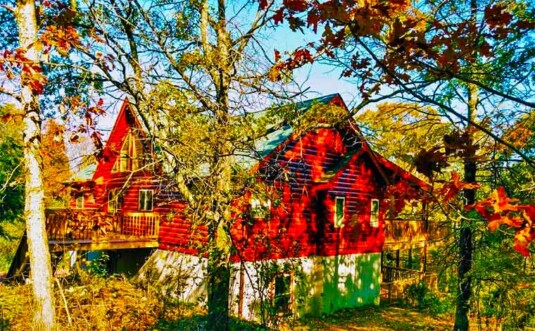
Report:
274,49,281,62
492,187,519,213
258,0,268,10
283,0,308,12
514,227,535,256
1,114,11,122
273,8,285,25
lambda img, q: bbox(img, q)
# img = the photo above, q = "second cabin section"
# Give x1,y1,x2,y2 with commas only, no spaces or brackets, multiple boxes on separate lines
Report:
47,100,181,252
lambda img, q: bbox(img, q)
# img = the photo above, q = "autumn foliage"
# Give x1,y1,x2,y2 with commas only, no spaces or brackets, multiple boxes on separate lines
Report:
268,0,534,100
469,187,535,256
0,1,82,94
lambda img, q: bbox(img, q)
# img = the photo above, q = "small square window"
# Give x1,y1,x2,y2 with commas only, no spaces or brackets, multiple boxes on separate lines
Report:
139,189,153,211
251,195,271,219
334,196,345,228
75,195,84,209
108,189,123,214
370,199,379,228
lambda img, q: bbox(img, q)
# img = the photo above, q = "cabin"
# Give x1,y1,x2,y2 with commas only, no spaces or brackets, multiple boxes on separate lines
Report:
8,94,434,321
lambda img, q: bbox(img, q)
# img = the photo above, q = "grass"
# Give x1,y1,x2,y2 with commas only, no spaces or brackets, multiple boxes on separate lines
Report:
288,305,453,330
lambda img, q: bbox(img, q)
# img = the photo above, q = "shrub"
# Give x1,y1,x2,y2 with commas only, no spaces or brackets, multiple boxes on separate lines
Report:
404,281,451,314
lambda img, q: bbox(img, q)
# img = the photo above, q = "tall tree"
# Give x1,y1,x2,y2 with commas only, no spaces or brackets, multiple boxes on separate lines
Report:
77,1,298,329
14,1,55,328
0,1,85,328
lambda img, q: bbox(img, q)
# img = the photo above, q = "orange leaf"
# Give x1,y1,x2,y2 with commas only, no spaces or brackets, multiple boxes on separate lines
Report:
514,226,535,256
492,187,519,213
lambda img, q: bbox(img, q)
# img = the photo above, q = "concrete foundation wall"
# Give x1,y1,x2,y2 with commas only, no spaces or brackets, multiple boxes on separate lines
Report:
230,253,381,321
138,250,380,321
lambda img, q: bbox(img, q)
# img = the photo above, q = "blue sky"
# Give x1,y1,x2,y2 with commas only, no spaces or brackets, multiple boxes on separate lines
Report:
268,24,359,104
94,11,361,134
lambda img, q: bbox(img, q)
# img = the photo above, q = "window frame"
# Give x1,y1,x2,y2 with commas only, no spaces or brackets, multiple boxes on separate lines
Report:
108,189,123,214
250,194,271,219
75,195,84,209
112,130,144,173
270,272,294,315
139,189,153,211
334,196,345,228
370,198,380,228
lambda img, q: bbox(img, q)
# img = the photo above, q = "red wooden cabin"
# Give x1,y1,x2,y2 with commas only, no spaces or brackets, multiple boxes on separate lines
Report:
10,94,431,320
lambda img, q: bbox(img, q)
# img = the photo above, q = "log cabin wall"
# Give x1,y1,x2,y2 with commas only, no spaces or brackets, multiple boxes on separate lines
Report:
231,127,385,262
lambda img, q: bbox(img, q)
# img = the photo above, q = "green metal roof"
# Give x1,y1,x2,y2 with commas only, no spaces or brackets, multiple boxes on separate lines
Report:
254,94,341,159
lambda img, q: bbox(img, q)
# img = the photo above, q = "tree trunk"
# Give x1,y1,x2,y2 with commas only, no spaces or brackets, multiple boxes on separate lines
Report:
207,256,231,331
15,0,56,329
454,159,475,330
454,83,478,331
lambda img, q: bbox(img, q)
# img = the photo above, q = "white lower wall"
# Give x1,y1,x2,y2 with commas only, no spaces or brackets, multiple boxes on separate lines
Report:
137,249,207,303
138,250,381,322
229,253,381,322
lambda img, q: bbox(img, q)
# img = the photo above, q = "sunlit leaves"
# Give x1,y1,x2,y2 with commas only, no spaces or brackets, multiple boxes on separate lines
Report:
440,171,480,203
0,49,47,94
272,0,533,103
0,105,24,222
41,25,81,56
471,187,535,256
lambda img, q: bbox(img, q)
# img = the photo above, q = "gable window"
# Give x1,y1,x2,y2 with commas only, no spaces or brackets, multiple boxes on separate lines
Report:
75,195,84,209
108,189,123,214
112,130,144,173
251,195,271,219
139,189,153,211
334,196,345,228
370,198,380,228
271,273,293,315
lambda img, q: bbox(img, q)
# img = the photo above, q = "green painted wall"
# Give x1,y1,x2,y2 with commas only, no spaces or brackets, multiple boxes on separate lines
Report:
295,253,381,316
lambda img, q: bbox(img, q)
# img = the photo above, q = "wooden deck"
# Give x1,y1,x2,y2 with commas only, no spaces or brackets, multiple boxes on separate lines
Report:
46,209,160,251
6,210,160,279
383,218,450,251
383,219,426,250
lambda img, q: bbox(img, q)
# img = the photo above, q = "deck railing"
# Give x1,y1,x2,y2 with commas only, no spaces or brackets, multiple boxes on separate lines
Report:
381,265,424,283
381,265,431,301
45,208,160,241
120,212,160,237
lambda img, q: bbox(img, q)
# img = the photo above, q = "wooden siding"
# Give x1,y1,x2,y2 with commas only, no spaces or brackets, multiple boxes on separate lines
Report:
63,97,429,263
231,128,385,262
158,202,209,254
318,153,384,256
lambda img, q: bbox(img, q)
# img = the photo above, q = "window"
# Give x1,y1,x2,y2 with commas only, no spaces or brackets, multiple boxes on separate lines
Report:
251,195,271,219
139,189,153,211
112,130,144,173
108,189,123,214
271,273,293,315
334,196,345,228
370,198,380,227
75,195,84,209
